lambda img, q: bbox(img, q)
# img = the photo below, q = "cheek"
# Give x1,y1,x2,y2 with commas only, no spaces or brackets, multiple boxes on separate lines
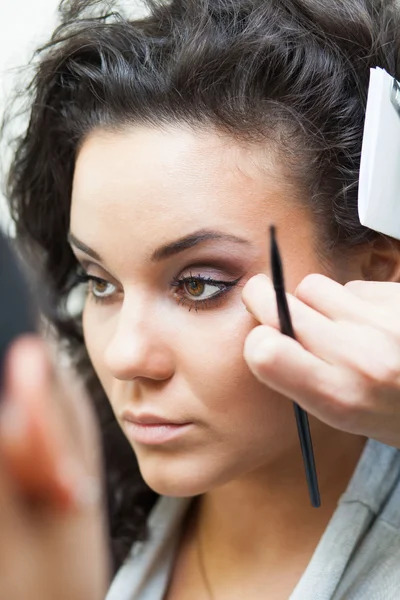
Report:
182,309,291,430
161,309,301,491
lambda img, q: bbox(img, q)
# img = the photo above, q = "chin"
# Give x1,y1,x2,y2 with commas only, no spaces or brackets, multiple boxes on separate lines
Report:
140,464,210,497
136,452,228,497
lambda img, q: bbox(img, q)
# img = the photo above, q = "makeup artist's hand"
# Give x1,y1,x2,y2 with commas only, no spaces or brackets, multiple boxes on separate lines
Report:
0,335,110,600
242,274,400,448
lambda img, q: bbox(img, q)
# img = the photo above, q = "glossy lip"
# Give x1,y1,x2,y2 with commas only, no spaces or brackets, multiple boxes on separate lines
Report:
122,411,193,445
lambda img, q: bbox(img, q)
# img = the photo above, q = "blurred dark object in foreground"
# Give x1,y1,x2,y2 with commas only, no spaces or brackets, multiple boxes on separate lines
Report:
0,229,37,388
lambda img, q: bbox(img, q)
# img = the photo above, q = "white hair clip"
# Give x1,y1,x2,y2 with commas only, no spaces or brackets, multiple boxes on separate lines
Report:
358,67,400,240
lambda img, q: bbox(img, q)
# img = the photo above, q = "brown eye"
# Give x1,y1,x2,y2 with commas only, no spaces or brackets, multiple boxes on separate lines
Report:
88,278,116,299
92,280,107,293
170,274,242,311
185,280,205,297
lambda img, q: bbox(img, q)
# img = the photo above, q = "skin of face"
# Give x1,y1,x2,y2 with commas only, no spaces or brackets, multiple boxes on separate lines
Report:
69,124,361,499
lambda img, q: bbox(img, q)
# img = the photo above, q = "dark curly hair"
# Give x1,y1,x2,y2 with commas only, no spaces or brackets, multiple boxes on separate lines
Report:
3,0,400,577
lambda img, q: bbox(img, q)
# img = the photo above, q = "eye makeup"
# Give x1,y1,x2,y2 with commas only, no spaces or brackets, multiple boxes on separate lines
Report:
72,265,243,312
170,273,243,312
270,226,321,508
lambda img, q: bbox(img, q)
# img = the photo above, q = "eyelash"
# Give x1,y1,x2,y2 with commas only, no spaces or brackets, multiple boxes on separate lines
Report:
73,269,242,312
170,272,242,312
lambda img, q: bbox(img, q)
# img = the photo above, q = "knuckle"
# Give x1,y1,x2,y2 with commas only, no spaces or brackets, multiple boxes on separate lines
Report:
348,326,400,386
322,395,359,431
389,322,400,340
314,380,361,431
364,358,400,386
383,320,400,344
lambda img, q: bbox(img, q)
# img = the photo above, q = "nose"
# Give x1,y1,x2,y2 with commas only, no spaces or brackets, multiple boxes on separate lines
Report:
104,294,175,382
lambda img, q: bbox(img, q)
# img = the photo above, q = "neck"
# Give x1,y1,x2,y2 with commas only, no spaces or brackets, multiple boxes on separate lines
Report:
192,424,366,595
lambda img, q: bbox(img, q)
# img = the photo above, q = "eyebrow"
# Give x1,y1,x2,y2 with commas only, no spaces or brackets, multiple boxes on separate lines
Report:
68,233,102,261
68,229,252,263
150,229,252,261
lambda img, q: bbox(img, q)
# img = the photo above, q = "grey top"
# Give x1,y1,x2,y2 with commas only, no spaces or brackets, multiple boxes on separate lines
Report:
105,439,400,600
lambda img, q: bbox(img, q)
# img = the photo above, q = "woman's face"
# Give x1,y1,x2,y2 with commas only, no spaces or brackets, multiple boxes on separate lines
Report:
70,125,344,496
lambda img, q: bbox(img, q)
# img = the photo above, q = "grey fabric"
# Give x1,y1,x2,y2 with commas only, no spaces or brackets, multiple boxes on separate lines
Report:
292,439,400,599
105,439,400,600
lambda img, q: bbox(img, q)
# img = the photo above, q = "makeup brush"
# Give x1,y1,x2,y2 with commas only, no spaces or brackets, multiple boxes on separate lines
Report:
269,225,321,508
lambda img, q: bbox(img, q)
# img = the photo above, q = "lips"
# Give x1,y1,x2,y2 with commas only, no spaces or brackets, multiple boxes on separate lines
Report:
121,410,194,445
122,410,190,426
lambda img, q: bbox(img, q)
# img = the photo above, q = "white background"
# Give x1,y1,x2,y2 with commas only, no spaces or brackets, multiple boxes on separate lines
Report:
0,0,146,229
0,0,59,228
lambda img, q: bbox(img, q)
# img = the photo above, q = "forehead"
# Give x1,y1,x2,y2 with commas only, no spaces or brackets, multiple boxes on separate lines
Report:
70,125,306,253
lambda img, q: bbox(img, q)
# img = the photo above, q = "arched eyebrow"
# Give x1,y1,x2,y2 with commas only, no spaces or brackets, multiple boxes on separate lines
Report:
68,233,101,261
149,229,252,261
68,228,252,263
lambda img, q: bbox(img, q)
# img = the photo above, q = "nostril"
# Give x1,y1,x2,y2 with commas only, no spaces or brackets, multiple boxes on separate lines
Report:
105,338,175,383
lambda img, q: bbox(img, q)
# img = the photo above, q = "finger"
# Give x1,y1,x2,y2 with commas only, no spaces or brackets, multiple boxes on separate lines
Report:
243,325,349,427
242,273,400,376
345,280,400,307
295,274,382,322
242,274,345,362
1,336,87,510
296,275,399,335
242,273,331,331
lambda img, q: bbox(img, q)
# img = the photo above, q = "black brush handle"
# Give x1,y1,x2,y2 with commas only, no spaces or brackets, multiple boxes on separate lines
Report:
293,404,320,507
270,226,321,508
